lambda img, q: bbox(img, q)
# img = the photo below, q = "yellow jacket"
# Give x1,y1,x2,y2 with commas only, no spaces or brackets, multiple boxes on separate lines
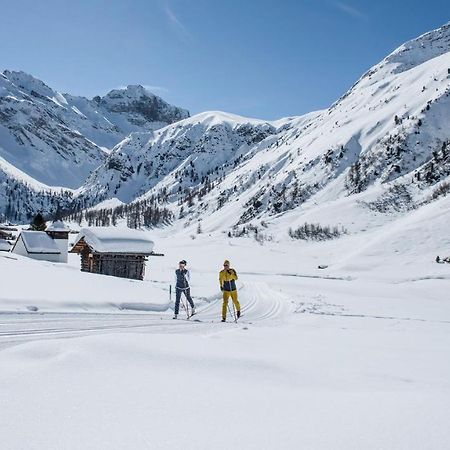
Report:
220,268,238,292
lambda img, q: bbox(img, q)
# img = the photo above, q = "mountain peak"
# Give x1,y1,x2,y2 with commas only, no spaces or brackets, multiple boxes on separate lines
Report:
382,21,450,74
2,69,56,98
99,84,189,124
103,84,157,99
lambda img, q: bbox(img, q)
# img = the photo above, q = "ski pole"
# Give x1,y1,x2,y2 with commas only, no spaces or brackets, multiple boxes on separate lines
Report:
181,295,190,319
227,303,237,323
232,302,237,323
180,298,186,316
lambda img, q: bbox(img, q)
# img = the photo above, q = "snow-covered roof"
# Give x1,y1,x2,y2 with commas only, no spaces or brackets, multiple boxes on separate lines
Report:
46,220,70,232
17,231,61,254
72,228,155,254
0,240,11,251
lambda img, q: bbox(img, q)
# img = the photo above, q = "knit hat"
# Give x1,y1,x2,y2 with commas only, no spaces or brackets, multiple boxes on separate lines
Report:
223,260,230,265
179,260,187,265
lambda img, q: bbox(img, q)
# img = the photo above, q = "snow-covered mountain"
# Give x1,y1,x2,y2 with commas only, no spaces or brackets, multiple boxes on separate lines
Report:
2,22,450,228
76,22,450,232
0,70,105,188
0,70,189,220
79,111,285,203
64,84,189,149
0,70,188,187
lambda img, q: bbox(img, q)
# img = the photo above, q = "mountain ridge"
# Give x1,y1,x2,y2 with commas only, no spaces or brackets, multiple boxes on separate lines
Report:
1,22,450,229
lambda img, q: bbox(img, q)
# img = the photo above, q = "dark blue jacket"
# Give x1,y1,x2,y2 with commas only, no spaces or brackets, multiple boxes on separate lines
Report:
175,269,190,289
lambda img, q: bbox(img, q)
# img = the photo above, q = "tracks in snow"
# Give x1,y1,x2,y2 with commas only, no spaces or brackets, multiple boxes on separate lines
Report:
0,282,290,348
189,281,289,325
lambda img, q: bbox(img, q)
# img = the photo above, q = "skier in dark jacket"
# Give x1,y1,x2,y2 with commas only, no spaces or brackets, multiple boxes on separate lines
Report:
173,260,195,319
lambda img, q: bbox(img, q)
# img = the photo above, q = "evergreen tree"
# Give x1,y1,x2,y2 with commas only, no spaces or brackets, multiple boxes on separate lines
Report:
30,213,47,231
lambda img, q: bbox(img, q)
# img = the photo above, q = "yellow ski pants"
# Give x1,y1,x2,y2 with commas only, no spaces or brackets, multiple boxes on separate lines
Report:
222,290,240,319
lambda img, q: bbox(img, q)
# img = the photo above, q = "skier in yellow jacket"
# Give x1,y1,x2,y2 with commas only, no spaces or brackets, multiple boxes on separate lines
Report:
219,260,241,322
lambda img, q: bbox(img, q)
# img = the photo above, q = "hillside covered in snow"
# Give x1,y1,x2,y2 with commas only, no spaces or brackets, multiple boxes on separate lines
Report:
0,71,189,221
1,22,450,235
71,22,450,237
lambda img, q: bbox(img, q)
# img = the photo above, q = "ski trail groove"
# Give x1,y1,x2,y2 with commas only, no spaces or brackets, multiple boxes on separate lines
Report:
0,282,290,347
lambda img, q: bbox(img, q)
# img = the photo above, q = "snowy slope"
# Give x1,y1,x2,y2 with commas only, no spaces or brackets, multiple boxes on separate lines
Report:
64,84,189,149
0,71,189,220
75,22,450,234
0,71,106,188
1,196,450,449
79,111,289,203
2,22,450,231
0,71,189,187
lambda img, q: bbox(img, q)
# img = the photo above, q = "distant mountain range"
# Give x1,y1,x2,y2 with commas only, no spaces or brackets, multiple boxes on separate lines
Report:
1,22,450,231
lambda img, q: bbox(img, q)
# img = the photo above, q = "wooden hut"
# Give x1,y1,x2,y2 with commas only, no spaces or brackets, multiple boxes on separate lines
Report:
70,228,156,280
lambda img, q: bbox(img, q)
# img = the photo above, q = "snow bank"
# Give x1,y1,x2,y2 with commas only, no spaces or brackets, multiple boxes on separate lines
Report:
1,318,449,450
0,253,168,312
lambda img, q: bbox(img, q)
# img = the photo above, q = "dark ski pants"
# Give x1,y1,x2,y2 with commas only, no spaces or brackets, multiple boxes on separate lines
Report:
175,288,195,314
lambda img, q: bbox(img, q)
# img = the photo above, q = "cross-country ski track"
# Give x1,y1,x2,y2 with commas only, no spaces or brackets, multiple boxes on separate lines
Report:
1,261,449,450
0,282,289,348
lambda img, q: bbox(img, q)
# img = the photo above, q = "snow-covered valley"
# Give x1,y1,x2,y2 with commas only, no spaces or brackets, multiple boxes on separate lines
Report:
1,192,449,449
1,18,450,450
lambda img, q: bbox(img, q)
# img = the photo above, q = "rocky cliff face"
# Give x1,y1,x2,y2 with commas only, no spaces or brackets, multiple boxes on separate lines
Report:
97,85,189,126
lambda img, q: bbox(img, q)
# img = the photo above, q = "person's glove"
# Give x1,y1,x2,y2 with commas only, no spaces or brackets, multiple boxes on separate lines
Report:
220,287,224,291
227,269,232,275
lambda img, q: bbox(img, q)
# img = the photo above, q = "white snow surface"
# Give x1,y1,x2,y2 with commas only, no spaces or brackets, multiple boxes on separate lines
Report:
73,227,155,254
1,194,449,449
0,239,11,251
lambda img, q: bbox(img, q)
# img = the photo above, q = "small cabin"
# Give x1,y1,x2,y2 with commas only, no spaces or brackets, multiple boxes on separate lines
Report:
70,227,155,280
11,221,70,263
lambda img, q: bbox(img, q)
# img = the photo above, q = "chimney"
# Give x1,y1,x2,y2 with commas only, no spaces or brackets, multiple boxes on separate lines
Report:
46,220,70,263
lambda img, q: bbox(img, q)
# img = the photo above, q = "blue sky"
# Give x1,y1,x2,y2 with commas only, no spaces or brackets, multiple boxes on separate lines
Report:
1,0,449,119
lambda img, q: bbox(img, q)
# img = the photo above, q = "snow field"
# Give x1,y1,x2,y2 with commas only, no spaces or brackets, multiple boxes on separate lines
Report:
1,212,450,449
